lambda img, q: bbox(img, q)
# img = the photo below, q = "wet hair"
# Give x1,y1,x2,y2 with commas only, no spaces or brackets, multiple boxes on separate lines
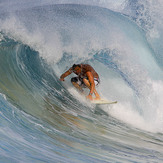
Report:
72,64,81,70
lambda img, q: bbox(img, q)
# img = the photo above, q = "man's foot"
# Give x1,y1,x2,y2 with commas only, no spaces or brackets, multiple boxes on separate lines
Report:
93,97,101,100
86,94,93,101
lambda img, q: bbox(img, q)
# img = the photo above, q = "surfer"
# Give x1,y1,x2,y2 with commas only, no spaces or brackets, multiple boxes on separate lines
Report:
60,64,100,101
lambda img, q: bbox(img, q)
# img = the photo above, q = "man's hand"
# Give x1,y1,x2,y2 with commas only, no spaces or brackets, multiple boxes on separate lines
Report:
86,94,93,101
60,78,65,81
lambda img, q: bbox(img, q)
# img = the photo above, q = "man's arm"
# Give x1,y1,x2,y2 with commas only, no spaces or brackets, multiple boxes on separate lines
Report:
86,71,95,97
60,68,72,81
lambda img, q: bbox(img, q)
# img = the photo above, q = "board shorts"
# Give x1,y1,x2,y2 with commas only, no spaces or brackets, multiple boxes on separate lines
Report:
71,76,100,87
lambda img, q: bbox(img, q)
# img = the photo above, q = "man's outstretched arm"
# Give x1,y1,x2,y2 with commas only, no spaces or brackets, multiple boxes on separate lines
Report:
60,68,72,81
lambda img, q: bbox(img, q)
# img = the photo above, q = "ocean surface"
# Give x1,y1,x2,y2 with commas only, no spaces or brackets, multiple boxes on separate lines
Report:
1,0,163,162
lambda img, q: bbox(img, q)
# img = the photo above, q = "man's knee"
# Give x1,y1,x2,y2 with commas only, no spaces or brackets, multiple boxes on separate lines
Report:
83,78,90,87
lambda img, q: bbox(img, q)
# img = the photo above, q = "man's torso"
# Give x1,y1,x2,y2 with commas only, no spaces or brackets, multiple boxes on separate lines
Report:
79,64,99,79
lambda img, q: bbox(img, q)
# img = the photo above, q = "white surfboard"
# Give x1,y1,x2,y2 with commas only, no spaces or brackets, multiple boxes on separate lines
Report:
91,99,117,105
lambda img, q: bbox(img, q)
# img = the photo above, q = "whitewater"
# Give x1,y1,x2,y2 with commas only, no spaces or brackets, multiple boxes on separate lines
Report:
1,0,163,162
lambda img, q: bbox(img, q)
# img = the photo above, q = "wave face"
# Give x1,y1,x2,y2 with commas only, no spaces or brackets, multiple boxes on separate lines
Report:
1,1,163,162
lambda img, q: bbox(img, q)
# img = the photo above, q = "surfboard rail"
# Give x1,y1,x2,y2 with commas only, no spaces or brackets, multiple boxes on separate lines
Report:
91,99,117,104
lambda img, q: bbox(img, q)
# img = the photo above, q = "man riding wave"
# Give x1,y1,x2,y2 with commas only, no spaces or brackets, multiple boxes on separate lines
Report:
60,64,101,101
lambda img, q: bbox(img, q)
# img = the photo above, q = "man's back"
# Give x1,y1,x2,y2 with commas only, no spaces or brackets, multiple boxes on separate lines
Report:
80,64,99,78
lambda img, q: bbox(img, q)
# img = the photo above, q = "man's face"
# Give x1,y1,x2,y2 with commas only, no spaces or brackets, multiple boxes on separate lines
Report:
73,66,81,75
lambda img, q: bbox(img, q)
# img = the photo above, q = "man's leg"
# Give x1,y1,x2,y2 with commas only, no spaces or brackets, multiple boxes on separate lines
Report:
71,77,83,92
83,78,100,100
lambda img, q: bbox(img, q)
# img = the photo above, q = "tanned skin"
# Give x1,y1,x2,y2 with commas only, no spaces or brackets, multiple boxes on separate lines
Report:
60,64,100,101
